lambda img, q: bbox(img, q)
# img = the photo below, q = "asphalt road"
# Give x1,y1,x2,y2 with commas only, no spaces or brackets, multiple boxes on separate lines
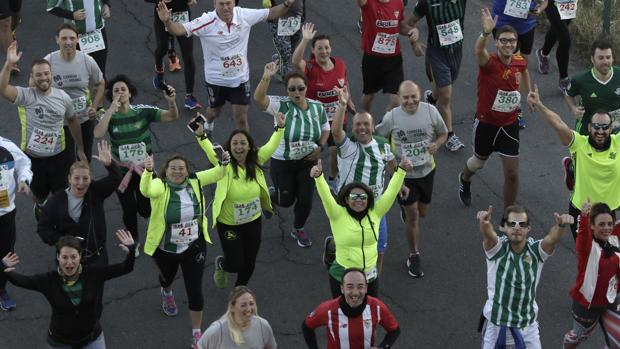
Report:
0,1,605,348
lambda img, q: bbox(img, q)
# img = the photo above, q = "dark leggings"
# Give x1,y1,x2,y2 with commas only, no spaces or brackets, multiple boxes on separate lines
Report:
269,158,316,229
0,209,16,290
116,172,151,241
329,274,379,298
153,12,195,94
153,238,206,311
541,3,571,79
216,217,262,286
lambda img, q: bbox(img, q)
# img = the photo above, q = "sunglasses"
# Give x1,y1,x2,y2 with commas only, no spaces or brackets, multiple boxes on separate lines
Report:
498,38,517,45
506,221,530,228
348,193,368,201
591,123,611,131
287,85,306,92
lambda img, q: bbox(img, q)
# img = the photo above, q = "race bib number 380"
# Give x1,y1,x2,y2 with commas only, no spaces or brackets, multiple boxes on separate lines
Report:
78,29,105,54
491,90,521,113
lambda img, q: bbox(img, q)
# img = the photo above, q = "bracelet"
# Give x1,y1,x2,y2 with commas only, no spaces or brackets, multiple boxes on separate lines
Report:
558,223,567,228
274,125,284,131
480,31,491,38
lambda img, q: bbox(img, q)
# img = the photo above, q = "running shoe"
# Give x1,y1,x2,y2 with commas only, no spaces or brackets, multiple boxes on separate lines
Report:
517,111,526,129
152,72,167,91
160,288,178,316
168,54,182,72
458,172,471,206
191,331,202,349
407,254,424,278
322,235,336,267
562,156,575,191
291,229,312,248
535,49,550,75
445,134,465,151
213,255,228,289
0,289,16,311
184,94,202,110
423,89,437,105
559,77,571,94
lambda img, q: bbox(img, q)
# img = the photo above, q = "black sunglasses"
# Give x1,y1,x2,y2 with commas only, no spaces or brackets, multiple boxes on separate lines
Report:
591,123,611,131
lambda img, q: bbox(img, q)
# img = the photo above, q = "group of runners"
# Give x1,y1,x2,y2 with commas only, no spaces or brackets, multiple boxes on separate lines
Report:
0,0,618,348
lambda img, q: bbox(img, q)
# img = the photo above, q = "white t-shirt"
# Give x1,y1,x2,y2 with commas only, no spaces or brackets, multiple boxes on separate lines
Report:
198,316,277,349
183,7,269,88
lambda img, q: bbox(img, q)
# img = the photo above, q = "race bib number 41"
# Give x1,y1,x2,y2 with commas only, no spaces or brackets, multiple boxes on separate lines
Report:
170,219,199,245
436,20,463,46
372,32,398,54
78,29,105,54
277,16,301,36
491,90,521,113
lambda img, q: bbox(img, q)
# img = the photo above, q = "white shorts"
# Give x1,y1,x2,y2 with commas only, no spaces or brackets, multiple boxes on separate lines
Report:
482,320,541,349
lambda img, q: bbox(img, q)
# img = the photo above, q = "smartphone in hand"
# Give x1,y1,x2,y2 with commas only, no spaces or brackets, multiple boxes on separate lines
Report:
187,113,208,133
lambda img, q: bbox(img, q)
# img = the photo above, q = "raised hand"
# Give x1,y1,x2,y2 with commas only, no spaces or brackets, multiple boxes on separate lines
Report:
162,85,176,101
335,85,349,106
156,1,172,22
275,112,286,128
144,153,154,171
554,213,574,227
92,140,112,166
263,61,279,78
115,229,135,255
5,41,22,65
108,94,121,114
581,199,592,215
301,22,317,41
221,151,231,165
477,205,493,225
480,8,497,34
310,159,323,178
2,252,19,272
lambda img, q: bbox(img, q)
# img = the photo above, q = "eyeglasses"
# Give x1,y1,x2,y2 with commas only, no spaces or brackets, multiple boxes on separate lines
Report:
287,85,306,92
591,123,611,131
348,193,368,201
498,38,517,45
506,221,530,228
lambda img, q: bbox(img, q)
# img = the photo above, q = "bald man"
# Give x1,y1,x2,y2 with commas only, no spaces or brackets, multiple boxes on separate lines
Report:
375,80,447,278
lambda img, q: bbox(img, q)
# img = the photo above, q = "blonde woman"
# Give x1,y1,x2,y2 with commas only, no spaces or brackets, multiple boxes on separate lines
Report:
198,286,277,349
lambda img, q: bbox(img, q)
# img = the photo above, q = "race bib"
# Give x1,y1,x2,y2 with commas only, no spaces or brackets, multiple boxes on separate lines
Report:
0,166,11,209
220,53,244,78
72,95,88,115
556,0,577,19
365,267,378,281
609,275,619,303
170,219,199,245
401,140,430,167
322,101,340,120
277,16,301,36
503,0,531,18
436,20,463,46
118,142,146,165
372,32,398,54
27,128,59,155
288,140,317,160
233,197,261,225
78,29,105,54
172,11,189,23
491,90,521,113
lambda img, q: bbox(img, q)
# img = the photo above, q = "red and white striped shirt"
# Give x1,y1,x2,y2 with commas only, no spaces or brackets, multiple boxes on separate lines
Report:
304,296,399,349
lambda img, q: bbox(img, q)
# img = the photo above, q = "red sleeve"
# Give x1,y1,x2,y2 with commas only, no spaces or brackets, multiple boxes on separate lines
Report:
304,301,330,329
576,212,592,260
378,300,399,332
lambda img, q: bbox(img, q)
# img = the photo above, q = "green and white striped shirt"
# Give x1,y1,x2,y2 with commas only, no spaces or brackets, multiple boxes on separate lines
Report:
336,136,394,199
483,236,550,328
160,182,201,254
47,0,105,33
266,96,330,160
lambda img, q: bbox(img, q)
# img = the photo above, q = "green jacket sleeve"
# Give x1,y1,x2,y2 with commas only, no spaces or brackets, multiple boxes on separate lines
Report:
257,128,284,165
196,136,219,167
314,173,341,220
196,164,227,186
375,168,406,217
139,170,165,198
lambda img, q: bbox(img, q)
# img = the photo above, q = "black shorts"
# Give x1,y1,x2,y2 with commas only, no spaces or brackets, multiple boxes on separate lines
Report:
492,26,535,55
397,169,436,206
0,0,20,19
425,45,463,88
29,151,71,199
205,80,251,108
361,53,403,95
473,118,520,158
